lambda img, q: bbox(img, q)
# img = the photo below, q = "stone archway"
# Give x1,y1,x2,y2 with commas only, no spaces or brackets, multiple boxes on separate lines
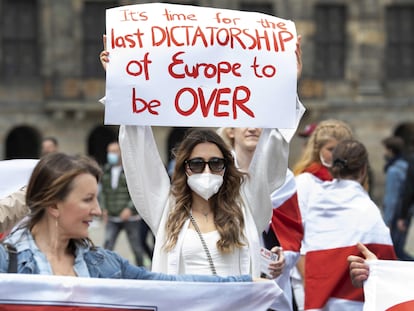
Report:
5,125,41,159
87,125,118,166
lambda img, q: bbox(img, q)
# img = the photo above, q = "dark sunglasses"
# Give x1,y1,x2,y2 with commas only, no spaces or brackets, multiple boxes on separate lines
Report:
185,157,226,173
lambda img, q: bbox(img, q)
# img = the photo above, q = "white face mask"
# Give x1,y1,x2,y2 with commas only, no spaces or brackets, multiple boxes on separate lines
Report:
187,173,224,201
319,151,332,168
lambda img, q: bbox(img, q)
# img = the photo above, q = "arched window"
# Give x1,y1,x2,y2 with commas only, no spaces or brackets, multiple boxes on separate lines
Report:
87,125,118,166
5,125,41,159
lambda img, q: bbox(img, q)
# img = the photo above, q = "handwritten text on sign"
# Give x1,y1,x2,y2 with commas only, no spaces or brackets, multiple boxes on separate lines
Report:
104,3,297,128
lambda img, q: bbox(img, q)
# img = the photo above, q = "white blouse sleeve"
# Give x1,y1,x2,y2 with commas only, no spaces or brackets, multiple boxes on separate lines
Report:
245,97,304,233
119,125,171,234
244,127,289,233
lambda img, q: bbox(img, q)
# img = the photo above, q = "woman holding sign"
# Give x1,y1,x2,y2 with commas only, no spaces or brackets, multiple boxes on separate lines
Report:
100,33,302,283
117,125,288,279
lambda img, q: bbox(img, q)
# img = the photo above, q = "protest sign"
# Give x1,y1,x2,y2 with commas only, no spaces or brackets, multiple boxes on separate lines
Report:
104,3,297,128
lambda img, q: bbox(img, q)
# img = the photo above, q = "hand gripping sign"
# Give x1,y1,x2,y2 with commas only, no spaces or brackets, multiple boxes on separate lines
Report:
104,3,297,128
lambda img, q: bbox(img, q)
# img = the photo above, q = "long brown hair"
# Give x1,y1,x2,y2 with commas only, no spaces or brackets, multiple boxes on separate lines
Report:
165,128,246,253
23,153,102,251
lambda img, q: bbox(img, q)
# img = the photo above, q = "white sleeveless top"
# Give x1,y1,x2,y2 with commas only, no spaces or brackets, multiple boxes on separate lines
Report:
180,229,248,276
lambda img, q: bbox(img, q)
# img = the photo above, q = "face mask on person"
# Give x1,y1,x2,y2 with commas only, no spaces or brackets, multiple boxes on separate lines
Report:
319,152,332,168
187,173,223,200
107,152,119,165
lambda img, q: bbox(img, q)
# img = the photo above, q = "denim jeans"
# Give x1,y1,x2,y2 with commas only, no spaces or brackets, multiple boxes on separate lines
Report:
104,219,144,266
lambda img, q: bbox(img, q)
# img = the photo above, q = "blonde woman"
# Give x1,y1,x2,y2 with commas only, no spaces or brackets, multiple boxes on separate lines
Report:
292,119,354,310
293,119,354,181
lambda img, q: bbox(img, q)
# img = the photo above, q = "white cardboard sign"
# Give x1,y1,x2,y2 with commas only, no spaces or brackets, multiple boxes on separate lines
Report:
104,3,297,128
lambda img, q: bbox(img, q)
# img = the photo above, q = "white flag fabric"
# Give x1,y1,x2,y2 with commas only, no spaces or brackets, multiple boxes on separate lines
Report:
0,273,280,310
297,177,396,310
0,159,38,199
364,259,414,311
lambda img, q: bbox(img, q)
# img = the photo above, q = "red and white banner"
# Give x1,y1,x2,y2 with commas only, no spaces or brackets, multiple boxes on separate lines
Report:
0,273,279,311
364,259,414,311
268,169,303,309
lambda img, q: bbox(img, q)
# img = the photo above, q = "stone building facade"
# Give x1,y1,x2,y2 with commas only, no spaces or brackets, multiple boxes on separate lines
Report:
0,0,413,203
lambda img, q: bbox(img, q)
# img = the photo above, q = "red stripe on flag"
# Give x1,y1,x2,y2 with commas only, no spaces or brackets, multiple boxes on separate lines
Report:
387,300,414,311
271,193,303,252
305,243,396,310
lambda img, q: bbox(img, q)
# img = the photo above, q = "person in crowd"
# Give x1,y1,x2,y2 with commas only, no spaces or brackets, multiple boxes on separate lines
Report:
99,34,302,311
381,136,413,260
219,127,303,311
118,126,287,278
100,140,145,266
292,119,354,310
293,119,354,182
394,124,414,261
0,152,257,285
41,136,59,156
298,139,396,310
99,39,301,281
218,127,286,269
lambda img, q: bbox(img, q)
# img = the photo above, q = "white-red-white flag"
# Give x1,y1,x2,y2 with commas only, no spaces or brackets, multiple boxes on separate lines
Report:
364,259,414,311
270,170,303,253
300,179,397,310
0,273,280,311
268,169,303,310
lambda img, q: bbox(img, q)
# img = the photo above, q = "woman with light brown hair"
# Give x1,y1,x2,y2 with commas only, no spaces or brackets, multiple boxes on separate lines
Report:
166,128,246,255
119,125,289,279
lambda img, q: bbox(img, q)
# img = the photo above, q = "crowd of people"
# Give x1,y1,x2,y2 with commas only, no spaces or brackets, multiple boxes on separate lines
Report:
2,118,414,310
1,17,414,311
